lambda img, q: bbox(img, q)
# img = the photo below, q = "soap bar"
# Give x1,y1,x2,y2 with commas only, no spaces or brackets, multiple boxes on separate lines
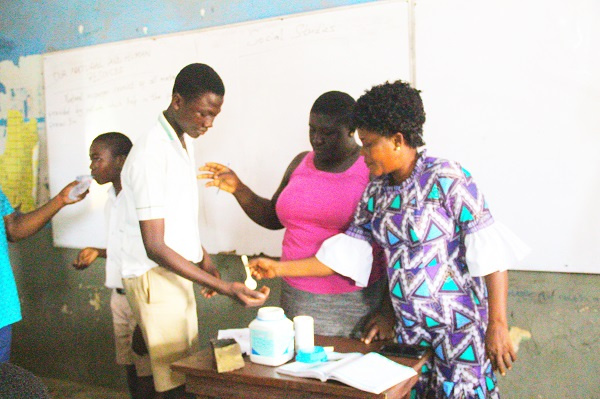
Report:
211,338,245,373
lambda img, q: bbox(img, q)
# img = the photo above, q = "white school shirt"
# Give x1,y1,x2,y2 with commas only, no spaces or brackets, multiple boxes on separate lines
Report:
104,186,125,289
119,113,203,278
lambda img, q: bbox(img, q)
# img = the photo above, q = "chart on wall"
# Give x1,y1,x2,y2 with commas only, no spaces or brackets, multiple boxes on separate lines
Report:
42,0,410,254
0,55,49,212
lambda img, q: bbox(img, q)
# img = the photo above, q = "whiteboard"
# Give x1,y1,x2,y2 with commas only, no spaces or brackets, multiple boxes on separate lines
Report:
416,0,600,273
43,0,410,256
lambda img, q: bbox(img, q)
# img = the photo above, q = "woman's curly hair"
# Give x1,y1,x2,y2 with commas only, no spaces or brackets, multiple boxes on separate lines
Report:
353,80,426,148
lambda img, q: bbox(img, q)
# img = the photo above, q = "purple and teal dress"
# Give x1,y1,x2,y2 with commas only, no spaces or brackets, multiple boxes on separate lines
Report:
346,152,503,398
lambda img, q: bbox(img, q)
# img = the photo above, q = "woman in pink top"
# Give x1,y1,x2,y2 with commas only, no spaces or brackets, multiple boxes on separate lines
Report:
200,92,393,340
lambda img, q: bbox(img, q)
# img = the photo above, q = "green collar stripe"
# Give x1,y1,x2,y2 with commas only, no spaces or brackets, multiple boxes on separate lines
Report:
159,116,176,141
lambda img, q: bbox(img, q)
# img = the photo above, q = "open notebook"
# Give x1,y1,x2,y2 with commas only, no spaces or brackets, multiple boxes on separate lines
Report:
276,352,417,394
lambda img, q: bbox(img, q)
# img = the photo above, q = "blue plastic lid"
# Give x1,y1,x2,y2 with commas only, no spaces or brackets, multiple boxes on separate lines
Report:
295,346,328,363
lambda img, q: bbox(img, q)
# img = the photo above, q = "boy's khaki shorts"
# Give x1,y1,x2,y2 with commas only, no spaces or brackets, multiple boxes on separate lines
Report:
123,266,199,392
110,289,152,376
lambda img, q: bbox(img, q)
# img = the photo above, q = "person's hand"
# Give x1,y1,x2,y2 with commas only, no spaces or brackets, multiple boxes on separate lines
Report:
361,311,395,344
198,162,241,194
228,282,270,307
248,257,279,279
200,287,218,298
72,247,100,270
485,320,517,376
199,280,219,298
58,180,89,205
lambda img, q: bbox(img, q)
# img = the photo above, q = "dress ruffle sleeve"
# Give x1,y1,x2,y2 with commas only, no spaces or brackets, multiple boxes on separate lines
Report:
315,233,373,287
465,221,530,277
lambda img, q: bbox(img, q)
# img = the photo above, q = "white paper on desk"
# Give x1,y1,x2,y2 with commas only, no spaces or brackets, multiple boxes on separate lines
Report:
218,328,251,355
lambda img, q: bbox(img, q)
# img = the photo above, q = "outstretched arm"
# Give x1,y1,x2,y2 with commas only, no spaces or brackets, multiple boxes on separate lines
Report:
484,270,516,376
199,162,281,229
4,180,85,242
249,256,334,279
198,152,307,230
139,218,269,307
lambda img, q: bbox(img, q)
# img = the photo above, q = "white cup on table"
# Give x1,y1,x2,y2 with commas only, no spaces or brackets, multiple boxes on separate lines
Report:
293,315,314,352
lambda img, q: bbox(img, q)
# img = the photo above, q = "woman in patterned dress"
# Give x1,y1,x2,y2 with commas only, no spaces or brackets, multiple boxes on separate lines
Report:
250,80,528,398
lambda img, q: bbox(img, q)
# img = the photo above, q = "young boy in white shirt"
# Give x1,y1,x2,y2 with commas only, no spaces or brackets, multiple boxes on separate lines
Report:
72,132,154,398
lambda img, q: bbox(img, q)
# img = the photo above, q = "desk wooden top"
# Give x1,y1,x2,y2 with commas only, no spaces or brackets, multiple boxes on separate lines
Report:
172,335,430,399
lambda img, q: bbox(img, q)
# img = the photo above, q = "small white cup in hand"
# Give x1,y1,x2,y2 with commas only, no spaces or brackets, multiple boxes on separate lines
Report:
69,175,93,200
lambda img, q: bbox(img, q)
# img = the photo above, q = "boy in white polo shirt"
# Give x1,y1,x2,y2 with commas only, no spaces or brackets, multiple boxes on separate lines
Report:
120,63,269,398
72,132,154,398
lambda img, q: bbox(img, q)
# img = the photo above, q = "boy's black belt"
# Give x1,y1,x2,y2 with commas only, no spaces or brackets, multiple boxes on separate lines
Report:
115,288,126,295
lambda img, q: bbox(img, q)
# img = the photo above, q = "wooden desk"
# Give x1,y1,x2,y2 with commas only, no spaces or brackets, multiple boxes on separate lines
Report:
171,335,430,399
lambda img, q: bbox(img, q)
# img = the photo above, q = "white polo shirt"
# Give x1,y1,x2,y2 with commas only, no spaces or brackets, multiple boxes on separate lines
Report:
120,113,203,278
104,186,125,288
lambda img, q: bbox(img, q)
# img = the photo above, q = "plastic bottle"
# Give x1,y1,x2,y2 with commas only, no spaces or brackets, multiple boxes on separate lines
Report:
68,175,93,200
249,306,294,366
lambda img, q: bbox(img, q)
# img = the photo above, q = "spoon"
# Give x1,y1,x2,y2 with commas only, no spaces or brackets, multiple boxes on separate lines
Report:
241,255,257,290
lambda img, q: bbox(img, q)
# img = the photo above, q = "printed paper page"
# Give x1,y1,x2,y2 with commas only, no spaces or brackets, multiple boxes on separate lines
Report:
331,352,417,394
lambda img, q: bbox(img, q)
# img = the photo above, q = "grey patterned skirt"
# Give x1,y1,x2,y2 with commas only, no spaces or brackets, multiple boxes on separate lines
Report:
280,278,387,339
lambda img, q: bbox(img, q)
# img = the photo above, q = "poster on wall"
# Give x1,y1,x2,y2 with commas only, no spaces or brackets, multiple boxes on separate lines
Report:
0,55,49,212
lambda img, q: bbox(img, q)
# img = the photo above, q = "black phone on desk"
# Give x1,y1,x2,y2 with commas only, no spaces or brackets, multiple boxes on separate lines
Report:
378,343,427,359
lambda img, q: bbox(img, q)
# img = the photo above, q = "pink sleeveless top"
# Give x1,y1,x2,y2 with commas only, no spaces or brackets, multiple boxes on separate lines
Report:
276,152,383,294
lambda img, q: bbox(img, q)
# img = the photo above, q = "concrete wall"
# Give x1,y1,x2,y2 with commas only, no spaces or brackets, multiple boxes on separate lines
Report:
503,271,599,398
2,1,599,398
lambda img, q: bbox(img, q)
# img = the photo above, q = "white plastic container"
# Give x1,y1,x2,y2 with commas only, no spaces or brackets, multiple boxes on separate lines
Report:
249,306,294,366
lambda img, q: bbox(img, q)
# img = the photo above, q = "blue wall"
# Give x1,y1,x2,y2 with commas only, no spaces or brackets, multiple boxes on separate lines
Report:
1,0,377,63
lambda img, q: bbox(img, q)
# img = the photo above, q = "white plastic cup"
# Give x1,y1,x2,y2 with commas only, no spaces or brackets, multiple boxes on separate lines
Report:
68,175,93,200
293,315,314,352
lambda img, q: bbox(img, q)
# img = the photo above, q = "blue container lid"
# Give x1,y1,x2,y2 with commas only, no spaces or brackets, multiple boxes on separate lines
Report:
295,346,328,363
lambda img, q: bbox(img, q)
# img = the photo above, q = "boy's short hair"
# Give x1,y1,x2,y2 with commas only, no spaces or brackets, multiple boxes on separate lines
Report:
353,80,426,148
172,63,225,101
92,132,133,157
310,91,356,132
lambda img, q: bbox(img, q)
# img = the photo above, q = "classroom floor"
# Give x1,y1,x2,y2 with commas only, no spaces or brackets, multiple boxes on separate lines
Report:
41,378,128,399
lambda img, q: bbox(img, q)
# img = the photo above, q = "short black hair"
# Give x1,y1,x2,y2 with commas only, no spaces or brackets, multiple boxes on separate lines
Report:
310,91,356,131
92,132,133,157
172,63,225,100
353,80,426,148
